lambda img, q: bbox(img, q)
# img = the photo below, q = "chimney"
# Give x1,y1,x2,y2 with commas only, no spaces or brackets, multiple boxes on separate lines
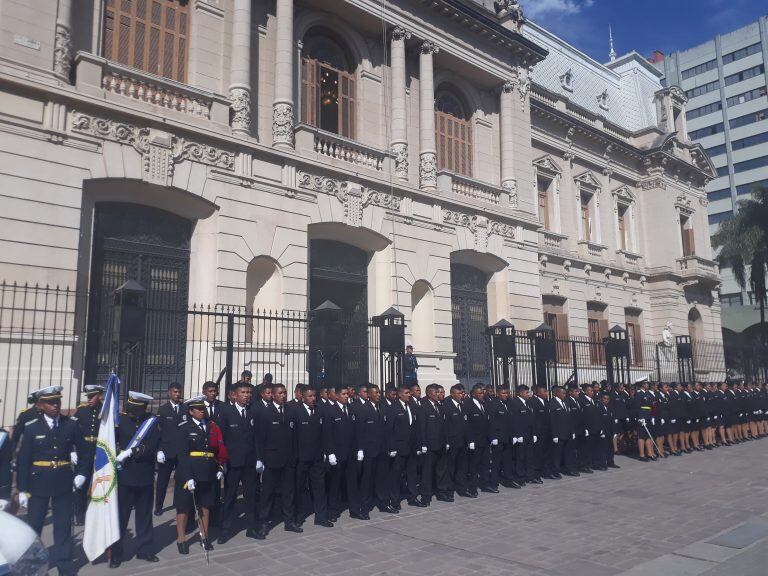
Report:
648,50,665,64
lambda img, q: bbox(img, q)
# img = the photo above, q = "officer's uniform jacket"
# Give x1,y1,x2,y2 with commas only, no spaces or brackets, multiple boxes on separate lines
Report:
73,402,101,469
610,390,629,423
175,418,226,486
463,397,490,448
288,401,328,462
549,396,571,441
0,428,12,499
322,401,356,461
527,394,551,438
509,395,534,441
17,415,87,496
12,407,41,451
116,412,160,486
255,402,294,469
598,402,615,437
217,402,256,468
355,400,386,458
577,394,602,435
486,396,510,445
419,398,446,451
157,401,184,458
565,395,584,435
386,399,418,455
442,397,467,449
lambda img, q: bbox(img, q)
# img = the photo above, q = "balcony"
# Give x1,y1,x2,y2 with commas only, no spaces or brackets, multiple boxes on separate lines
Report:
74,52,230,124
295,124,389,174
539,230,568,252
437,171,501,205
676,255,719,285
578,240,608,259
617,250,643,268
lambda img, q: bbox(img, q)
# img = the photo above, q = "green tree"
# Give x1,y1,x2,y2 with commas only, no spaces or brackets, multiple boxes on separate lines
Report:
712,187,768,344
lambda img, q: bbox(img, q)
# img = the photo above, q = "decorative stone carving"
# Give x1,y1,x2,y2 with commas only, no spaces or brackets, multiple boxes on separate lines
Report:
392,26,411,42
502,179,518,208
392,142,409,180
229,87,251,133
296,170,347,197
53,25,72,77
575,171,601,188
176,141,234,169
505,68,531,112
420,40,439,55
490,220,516,240
443,208,473,228
533,155,561,174
473,216,489,252
272,102,294,146
362,188,401,211
494,0,525,32
419,152,437,189
344,186,364,227
640,177,666,190
144,132,174,186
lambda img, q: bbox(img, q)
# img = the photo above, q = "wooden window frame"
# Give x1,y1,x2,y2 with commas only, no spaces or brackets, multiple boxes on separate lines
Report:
537,176,551,230
102,0,189,83
301,56,356,139
543,299,570,363
580,193,593,242
587,305,608,365
435,93,473,177
680,215,696,256
617,203,628,251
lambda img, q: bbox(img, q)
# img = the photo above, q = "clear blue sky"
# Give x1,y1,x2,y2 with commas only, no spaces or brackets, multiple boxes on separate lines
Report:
522,0,767,63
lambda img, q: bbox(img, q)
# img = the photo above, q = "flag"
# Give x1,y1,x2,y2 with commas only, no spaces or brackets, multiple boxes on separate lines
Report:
83,373,121,562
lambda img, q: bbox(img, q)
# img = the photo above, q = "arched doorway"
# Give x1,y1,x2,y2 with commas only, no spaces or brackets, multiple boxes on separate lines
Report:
688,308,703,341
451,263,489,386
85,202,192,395
309,239,368,387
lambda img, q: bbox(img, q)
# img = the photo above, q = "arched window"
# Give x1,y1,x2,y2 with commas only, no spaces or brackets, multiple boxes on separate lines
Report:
301,31,356,138
435,90,472,176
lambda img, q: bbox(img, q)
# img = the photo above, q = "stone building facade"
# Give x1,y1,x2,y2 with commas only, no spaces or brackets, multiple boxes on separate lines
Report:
0,0,722,419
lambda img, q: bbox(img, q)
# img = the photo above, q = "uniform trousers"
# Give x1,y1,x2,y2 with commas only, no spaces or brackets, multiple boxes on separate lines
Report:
221,465,256,531
466,445,489,492
421,448,447,500
327,458,359,517
73,468,93,523
551,440,563,474
389,453,418,503
373,453,391,507
112,483,155,560
577,435,592,469
533,433,553,476
154,457,177,512
294,459,327,523
487,443,506,488
28,492,74,574
440,445,468,494
562,436,579,472
513,441,534,481
259,464,295,524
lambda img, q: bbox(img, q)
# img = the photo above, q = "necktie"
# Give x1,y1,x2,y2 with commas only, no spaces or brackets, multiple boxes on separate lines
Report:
479,402,485,414
173,405,178,416
343,405,348,417
199,422,205,434
52,418,58,430
309,407,314,417
239,407,245,420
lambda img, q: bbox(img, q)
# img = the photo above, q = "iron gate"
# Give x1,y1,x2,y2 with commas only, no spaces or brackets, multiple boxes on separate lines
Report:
451,263,490,387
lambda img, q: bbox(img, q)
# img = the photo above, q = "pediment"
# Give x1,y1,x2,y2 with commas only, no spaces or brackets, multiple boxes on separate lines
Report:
533,155,562,175
574,170,601,188
612,184,635,202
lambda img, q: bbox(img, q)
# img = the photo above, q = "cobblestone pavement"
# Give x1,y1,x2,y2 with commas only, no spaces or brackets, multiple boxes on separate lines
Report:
43,438,768,576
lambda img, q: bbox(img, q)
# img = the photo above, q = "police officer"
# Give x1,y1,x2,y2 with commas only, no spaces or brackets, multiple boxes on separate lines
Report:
255,383,299,538
610,382,631,454
528,384,554,480
549,386,572,477
578,383,601,470
463,383,490,497
565,383,588,473
441,384,468,498
485,384,510,491
633,377,655,462
155,381,184,516
510,385,539,485
16,386,87,576
355,384,388,514
386,385,425,508
597,391,619,469
12,392,42,454
288,385,332,527
72,384,104,525
403,344,419,387
217,380,257,542
323,385,362,520
110,392,161,567
174,395,227,554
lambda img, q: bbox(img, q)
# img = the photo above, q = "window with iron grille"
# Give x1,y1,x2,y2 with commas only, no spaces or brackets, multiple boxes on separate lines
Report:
300,32,356,139
102,0,189,82
435,91,473,177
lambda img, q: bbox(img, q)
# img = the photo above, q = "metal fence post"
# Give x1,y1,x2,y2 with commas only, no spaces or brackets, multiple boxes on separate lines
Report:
225,313,234,389
655,344,661,382
571,340,578,386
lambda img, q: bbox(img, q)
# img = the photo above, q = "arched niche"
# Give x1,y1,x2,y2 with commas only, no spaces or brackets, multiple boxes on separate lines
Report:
411,280,435,352
246,256,283,313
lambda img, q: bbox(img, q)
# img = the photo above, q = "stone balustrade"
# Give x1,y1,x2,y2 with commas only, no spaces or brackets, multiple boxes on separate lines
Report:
677,255,719,281
578,240,608,259
437,170,500,205
295,124,388,173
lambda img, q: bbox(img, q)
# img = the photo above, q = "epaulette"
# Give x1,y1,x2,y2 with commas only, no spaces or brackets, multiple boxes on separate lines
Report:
68,416,78,421
178,421,187,427
25,419,38,427
16,407,31,418
77,403,87,409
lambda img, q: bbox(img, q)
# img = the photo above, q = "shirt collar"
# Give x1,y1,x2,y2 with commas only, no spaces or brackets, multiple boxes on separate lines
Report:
400,399,409,410
43,414,58,427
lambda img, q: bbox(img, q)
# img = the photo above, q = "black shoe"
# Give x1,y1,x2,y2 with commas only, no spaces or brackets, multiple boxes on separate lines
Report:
177,542,189,555
408,498,428,507
328,514,339,523
480,486,499,493
217,532,231,545
638,456,649,462
563,471,579,477
203,539,214,551
607,463,620,469
74,517,85,527
285,522,304,533
507,480,522,489
579,468,593,474
349,511,370,520
435,494,454,503
377,505,399,514
314,519,334,527
245,528,262,539
109,558,122,569
459,489,477,498
529,477,543,484
595,466,608,471
552,472,562,479
137,554,160,563
153,509,163,517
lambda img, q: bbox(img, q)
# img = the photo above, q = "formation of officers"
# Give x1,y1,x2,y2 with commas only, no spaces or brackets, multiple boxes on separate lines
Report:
4,372,768,574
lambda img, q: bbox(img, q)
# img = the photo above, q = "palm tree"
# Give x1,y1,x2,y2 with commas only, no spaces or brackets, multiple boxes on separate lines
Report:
712,187,768,344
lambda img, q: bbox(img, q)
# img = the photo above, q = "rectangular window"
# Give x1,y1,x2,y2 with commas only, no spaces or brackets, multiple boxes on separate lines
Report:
680,216,695,256
722,43,762,64
720,293,744,308
716,165,729,177
724,64,765,87
537,176,550,230
708,211,733,225
543,297,570,363
689,122,724,140
705,144,727,157
587,307,608,365
686,100,722,120
102,0,189,82
707,188,731,201
732,131,768,152
681,59,718,80
729,108,768,129
736,179,768,195
625,310,643,366
733,155,768,174
617,204,628,251
300,58,356,139
726,86,767,107
685,80,719,99
580,194,592,242
435,111,473,177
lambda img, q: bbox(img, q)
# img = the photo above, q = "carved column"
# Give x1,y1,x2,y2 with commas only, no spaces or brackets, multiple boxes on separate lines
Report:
419,40,439,190
53,0,73,79
391,27,411,181
500,80,518,208
273,0,294,148
229,0,252,135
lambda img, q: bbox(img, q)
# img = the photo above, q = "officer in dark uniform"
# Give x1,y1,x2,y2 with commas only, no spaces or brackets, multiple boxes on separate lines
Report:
323,385,362,520
355,384,388,514
510,385,539,485
217,380,257,542
174,395,227,554
549,386,572,477
441,384,468,498
0,400,12,510
403,344,419,387
12,392,42,453
386,385,425,508
633,377,655,461
255,383,299,538
597,391,619,469
73,384,104,525
16,386,87,576
485,384,510,491
578,383,601,470
528,384,553,479
610,383,630,454
565,383,588,473
463,383,490,497
288,385,332,527
110,391,161,567
154,381,184,515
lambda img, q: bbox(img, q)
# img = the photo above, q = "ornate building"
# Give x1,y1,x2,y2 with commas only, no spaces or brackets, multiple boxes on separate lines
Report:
0,0,721,420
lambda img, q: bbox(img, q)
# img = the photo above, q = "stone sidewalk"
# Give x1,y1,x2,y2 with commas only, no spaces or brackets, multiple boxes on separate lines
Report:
48,438,768,576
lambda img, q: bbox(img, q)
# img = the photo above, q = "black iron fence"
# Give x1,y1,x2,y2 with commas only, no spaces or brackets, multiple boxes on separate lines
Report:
0,281,756,427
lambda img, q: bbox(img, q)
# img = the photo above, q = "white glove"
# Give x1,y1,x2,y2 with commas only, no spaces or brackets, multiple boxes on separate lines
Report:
585,430,589,437
686,420,691,424
357,450,364,462
638,418,646,425
116,449,132,463
600,434,606,439
572,433,576,440
613,434,618,439
416,449,423,456
512,437,518,445
157,450,166,464
18,492,29,508
614,419,618,424
714,415,718,420
70,451,78,466
516,437,523,444
0,499,9,511
421,446,428,454
445,444,450,451
671,419,676,424
651,418,656,425
491,439,499,446
661,419,665,425
389,451,397,458
74,475,86,490
216,470,224,480
533,435,538,443
553,437,559,444
468,442,475,450
255,460,265,473
185,479,196,491
625,418,630,423
326,454,336,466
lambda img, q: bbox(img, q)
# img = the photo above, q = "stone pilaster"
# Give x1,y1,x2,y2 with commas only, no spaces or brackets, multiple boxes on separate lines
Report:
53,0,73,79
500,80,518,208
419,40,439,190
229,0,252,135
391,26,411,181
273,0,294,148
